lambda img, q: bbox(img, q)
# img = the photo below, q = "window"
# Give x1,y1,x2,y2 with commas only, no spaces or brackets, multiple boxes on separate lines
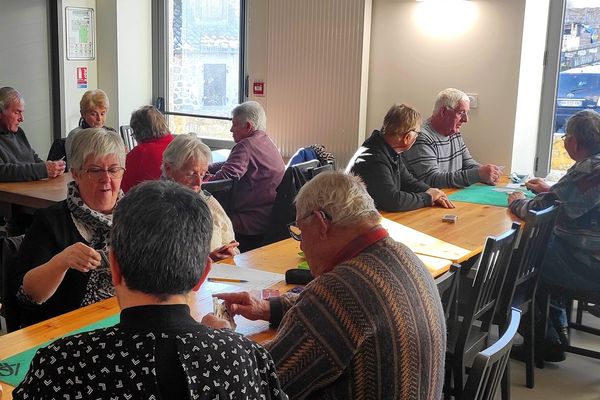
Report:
155,0,245,141
537,0,600,178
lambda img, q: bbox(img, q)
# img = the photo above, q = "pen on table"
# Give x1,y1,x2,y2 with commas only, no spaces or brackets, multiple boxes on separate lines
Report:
207,277,249,283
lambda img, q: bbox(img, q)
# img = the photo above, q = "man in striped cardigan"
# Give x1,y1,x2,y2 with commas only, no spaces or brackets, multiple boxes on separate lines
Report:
402,88,502,188
214,171,446,399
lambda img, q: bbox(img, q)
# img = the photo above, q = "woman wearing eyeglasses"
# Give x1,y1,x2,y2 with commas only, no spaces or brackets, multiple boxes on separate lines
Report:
120,105,174,192
348,103,454,211
162,134,239,261
14,128,126,327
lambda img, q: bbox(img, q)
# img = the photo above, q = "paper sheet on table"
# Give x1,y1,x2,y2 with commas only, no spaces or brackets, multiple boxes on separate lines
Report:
381,218,470,261
209,263,285,291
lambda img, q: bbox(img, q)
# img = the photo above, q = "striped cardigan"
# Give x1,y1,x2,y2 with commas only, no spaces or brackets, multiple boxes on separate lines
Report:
266,237,446,399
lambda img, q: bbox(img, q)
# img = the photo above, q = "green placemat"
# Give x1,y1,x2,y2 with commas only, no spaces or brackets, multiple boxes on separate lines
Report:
448,184,535,207
0,314,119,387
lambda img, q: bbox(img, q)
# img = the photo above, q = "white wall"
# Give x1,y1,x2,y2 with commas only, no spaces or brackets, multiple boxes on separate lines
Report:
367,0,528,171
0,0,53,158
60,0,98,135
96,0,152,131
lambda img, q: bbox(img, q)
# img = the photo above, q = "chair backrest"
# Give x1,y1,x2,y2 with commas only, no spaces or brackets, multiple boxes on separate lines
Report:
203,178,237,214
463,308,521,400
293,159,320,175
455,222,520,361
435,263,461,321
496,203,560,327
262,160,320,246
120,125,137,152
307,162,334,179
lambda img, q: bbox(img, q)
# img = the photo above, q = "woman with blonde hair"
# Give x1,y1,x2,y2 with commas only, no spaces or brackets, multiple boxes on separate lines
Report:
348,103,454,211
65,89,116,164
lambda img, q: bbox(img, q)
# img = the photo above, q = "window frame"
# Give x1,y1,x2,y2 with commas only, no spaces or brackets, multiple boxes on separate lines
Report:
152,0,247,132
535,0,566,176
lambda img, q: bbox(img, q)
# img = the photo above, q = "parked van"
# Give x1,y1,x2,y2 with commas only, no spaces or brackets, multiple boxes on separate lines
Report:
555,65,600,132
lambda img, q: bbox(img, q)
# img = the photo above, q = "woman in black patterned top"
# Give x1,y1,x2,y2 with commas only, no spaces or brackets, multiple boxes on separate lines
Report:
14,128,126,327
14,180,287,400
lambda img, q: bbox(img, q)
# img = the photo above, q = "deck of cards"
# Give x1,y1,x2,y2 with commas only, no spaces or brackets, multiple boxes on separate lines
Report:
442,214,458,223
213,297,237,330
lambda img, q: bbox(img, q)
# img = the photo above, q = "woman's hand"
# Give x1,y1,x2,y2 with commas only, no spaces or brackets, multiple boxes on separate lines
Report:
525,178,550,194
209,241,239,261
201,313,233,330
54,242,101,273
213,292,271,321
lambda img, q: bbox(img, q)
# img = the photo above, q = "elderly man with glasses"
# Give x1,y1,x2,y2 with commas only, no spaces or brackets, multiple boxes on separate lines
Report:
212,171,446,400
402,87,502,188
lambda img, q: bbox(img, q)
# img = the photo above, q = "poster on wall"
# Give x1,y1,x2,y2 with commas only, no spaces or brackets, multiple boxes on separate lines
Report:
66,7,95,60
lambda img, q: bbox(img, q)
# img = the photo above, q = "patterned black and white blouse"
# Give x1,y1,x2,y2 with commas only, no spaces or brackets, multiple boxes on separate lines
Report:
13,305,288,400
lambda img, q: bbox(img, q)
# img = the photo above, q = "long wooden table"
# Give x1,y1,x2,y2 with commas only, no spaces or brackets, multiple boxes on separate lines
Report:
0,173,70,217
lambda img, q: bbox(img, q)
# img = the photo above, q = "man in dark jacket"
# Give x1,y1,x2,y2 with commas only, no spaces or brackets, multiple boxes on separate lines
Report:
0,87,65,182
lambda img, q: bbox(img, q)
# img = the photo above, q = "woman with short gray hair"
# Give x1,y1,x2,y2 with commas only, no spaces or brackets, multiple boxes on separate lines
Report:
121,105,174,192
15,128,126,327
162,134,239,261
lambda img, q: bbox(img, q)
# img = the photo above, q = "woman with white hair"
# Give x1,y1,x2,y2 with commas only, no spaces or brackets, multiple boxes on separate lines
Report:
162,134,239,261
15,128,126,327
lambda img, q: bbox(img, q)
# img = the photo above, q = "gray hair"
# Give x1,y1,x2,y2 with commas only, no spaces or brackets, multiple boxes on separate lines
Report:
295,171,381,227
161,133,213,176
70,128,126,172
232,101,267,131
111,180,213,300
0,87,24,113
566,110,600,156
432,88,470,115
130,105,169,142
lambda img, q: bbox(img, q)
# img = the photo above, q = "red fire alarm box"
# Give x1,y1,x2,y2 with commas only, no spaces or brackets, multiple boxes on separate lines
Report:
253,81,265,96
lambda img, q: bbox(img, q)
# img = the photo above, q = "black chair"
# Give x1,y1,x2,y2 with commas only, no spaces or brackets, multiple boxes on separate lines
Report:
120,125,137,152
0,234,24,333
539,288,600,362
445,222,520,399
307,162,334,179
262,160,320,246
493,203,559,396
436,263,461,321
462,308,521,400
47,138,67,167
203,178,237,215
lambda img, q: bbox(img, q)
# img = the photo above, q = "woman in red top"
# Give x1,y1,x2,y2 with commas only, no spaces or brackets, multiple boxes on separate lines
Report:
121,105,173,192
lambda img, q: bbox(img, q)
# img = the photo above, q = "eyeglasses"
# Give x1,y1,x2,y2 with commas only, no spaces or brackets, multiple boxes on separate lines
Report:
561,134,571,142
402,130,423,137
287,210,332,241
82,166,126,179
182,171,207,182
446,107,469,118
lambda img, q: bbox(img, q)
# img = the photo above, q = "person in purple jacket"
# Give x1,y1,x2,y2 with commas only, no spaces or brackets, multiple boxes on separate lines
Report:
208,101,285,252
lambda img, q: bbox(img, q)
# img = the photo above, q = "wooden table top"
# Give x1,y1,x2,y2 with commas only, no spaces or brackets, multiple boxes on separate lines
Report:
382,200,521,263
0,173,70,209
